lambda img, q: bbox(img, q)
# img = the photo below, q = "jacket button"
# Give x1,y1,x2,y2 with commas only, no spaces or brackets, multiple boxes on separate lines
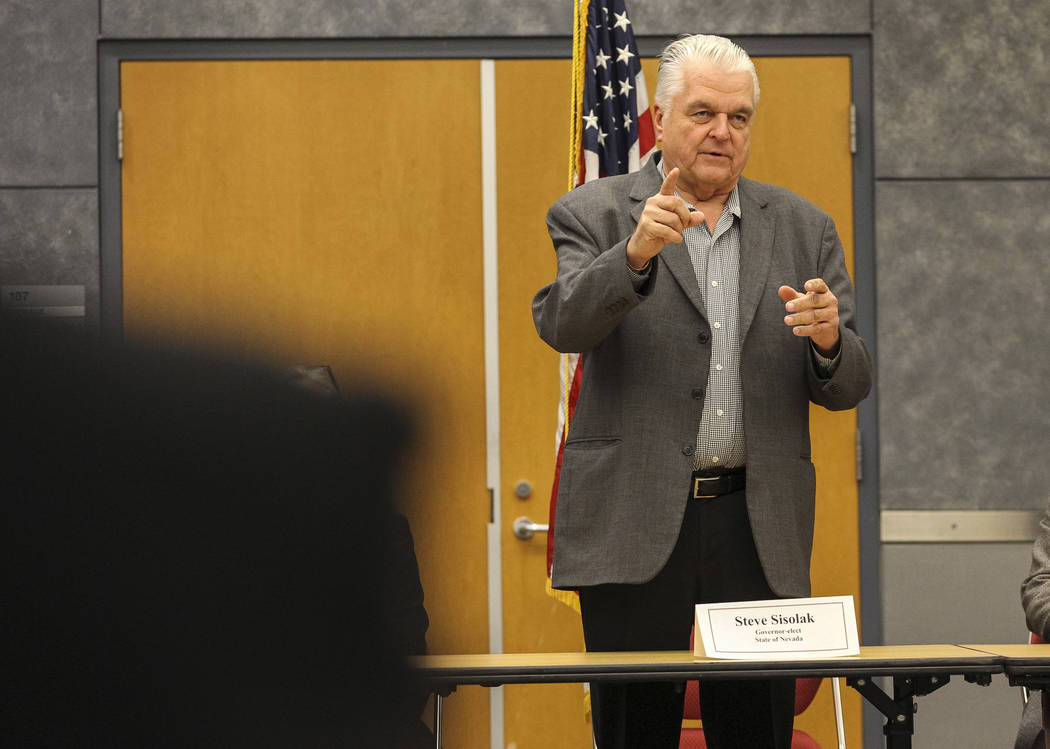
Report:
697,331,710,344
691,388,704,400
682,444,695,456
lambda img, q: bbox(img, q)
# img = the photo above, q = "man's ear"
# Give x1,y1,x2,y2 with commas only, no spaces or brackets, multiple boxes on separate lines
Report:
652,103,665,142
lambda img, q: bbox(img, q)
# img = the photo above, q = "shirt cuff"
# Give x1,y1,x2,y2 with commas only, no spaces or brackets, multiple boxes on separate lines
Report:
810,342,841,379
626,259,651,289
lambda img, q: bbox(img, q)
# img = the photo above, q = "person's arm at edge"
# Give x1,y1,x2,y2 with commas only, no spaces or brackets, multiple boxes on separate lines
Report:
1022,501,1050,640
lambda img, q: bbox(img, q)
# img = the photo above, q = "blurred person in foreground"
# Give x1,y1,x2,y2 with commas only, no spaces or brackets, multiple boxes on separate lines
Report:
286,363,435,748
533,33,872,748
1,323,427,748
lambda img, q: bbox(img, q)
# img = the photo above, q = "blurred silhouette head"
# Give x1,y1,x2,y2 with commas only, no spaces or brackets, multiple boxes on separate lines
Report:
2,326,417,748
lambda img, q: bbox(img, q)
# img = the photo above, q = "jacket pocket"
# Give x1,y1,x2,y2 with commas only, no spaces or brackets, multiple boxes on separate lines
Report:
565,436,622,450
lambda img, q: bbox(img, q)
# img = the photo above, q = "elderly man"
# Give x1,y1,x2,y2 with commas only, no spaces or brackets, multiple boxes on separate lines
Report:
533,34,872,748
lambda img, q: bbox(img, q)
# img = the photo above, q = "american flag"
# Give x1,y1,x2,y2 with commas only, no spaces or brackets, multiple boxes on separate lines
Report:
576,0,656,184
548,0,656,587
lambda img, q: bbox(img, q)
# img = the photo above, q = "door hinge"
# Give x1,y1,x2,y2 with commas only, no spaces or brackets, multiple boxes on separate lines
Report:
855,428,863,482
849,103,857,155
117,108,124,162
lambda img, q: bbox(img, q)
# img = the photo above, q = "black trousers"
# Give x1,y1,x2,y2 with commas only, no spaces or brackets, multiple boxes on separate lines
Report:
578,488,796,749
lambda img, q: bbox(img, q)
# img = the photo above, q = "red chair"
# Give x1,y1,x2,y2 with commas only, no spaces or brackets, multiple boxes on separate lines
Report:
680,627,825,748
678,676,823,748
1014,633,1048,749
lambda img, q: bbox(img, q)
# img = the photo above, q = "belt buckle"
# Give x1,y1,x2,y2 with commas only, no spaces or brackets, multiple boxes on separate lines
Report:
693,475,719,499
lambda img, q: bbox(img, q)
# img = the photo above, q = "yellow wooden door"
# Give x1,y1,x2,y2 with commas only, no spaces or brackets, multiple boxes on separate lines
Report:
121,53,861,749
120,59,494,749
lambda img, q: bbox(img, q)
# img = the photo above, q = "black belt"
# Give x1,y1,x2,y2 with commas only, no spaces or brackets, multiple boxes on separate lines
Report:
691,466,746,499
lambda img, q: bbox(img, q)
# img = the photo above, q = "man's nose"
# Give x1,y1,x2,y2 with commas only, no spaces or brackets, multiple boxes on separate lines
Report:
708,113,731,139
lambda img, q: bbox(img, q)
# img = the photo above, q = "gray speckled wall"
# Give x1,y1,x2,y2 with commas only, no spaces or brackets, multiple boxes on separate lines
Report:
101,0,572,37
629,0,869,35
0,189,100,329
0,0,97,186
1,0,98,324
878,180,1050,510
875,0,1050,178
100,0,870,37
874,0,1050,512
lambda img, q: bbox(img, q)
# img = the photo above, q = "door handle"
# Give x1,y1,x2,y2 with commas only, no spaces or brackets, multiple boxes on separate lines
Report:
512,516,549,540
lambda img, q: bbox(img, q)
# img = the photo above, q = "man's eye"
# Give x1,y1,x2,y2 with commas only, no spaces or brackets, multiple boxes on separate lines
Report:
732,114,750,128
691,111,713,122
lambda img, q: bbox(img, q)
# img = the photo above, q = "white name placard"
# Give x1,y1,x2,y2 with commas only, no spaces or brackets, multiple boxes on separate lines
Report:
694,595,859,660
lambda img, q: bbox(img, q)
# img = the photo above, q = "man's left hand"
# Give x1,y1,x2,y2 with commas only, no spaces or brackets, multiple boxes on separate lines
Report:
778,279,840,356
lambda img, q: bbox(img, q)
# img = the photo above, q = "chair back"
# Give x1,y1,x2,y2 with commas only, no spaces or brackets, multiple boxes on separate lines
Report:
683,677,822,718
681,628,824,748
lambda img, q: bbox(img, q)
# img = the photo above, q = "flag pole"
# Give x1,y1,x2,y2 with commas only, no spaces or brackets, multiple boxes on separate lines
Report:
561,0,590,449
568,0,591,193
543,0,593,614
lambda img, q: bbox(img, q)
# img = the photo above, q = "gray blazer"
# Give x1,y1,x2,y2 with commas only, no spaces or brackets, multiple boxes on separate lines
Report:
532,156,872,597
1019,505,1050,748
1022,500,1050,638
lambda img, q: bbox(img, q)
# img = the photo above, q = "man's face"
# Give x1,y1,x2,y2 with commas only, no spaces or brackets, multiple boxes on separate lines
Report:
653,61,754,200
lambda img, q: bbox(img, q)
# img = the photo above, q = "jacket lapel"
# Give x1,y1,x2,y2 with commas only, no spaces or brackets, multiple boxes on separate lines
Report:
737,178,775,341
629,158,707,318
662,243,708,319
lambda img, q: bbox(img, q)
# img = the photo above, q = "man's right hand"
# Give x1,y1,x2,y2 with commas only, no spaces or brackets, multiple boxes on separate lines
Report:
625,167,705,270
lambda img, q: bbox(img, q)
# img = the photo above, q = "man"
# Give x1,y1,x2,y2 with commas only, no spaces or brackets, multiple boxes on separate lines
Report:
1022,500,1050,640
532,34,872,748
1017,499,1050,749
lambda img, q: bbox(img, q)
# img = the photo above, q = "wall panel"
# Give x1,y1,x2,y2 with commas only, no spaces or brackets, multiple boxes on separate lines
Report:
874,0,1050,178
0,0,97,185
99,0,871,38
101,0,571,38
877,180,1050,511
0,189,98,327
882,542,1033,747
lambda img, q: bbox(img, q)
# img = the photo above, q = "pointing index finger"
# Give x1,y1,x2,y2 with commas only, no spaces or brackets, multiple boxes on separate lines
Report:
660,167,679,196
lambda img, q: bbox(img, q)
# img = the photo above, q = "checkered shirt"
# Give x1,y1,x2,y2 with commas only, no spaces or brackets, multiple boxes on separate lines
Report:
678,187,747,471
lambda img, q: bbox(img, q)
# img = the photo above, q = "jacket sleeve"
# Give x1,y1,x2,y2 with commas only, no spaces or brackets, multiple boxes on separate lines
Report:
532,195,656,354
1022,502,1050,639
806,214,873,411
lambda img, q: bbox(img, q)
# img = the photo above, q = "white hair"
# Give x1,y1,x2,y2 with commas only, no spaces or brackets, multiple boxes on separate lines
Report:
654,34,760,111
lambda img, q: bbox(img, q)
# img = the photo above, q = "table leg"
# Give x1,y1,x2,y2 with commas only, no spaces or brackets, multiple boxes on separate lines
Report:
1042,689,1050,749
434,692,443,749
847,674,950,749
